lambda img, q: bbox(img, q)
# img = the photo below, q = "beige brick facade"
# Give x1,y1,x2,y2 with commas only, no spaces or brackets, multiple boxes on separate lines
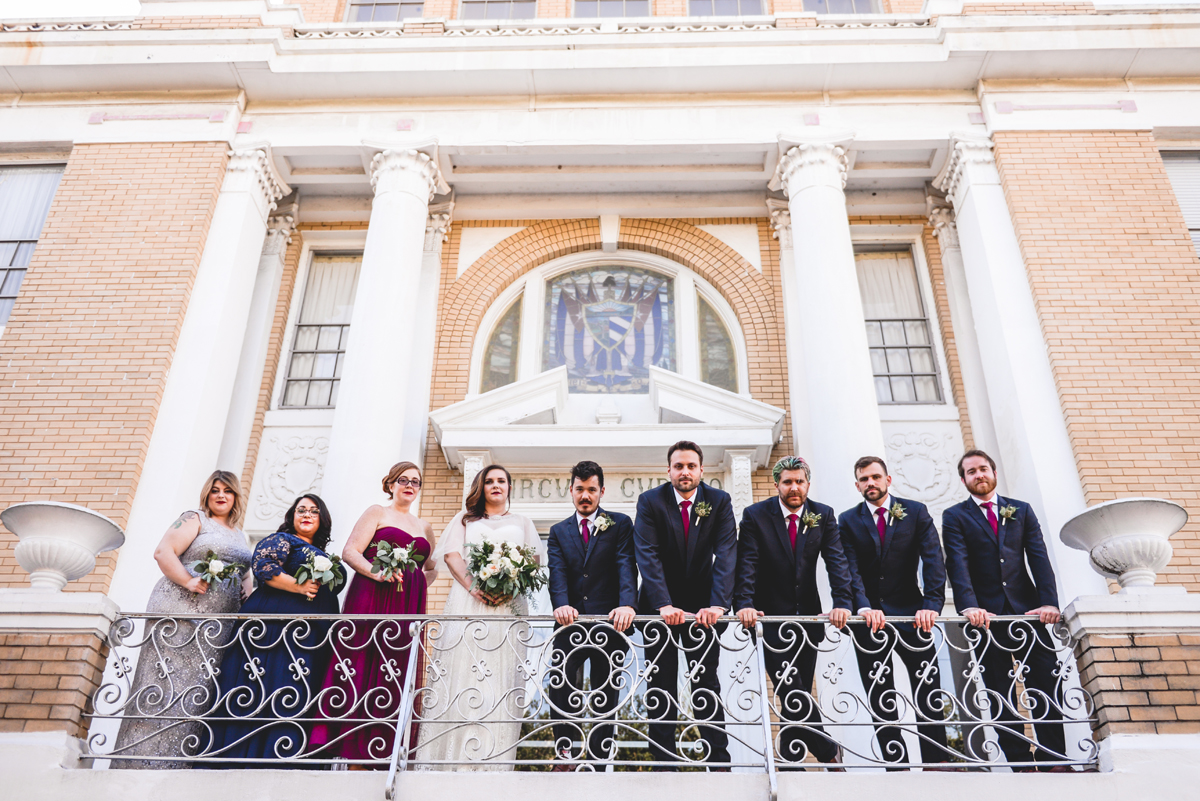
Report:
0,631,108,736
993,130,1200,593
295,0,349,24
0,143,229,593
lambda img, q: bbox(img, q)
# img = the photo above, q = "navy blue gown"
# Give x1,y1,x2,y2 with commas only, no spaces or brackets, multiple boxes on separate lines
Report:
205,531,343,767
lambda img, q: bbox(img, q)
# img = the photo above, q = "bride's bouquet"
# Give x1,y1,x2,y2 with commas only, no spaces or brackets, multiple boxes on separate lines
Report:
466,534,547,613
370,540,426,591
293,553,346,601
187,550,246,591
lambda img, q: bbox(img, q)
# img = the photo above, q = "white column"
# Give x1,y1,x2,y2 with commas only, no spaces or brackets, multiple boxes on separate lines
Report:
770,133,886,512
320,149,445,543
459,450,493,501
926,201,1004,479
934,132,1107,602
109,147,286,611
217,199,298,478
767,198,812,460
722,449,756,522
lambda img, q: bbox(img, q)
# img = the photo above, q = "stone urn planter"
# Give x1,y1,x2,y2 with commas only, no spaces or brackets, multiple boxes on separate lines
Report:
1059,497,1188,591
0,501,125,592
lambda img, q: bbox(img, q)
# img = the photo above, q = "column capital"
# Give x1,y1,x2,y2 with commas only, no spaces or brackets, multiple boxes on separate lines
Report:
933,132,998,208
263,196,299,257
370,148,448,203
926,190,959,251
425,199,455,252
769,131,854,196
225,146,289,218
766,197,793,250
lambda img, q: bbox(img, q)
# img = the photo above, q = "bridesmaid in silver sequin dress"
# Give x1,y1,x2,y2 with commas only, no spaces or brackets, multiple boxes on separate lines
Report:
113,470,254,769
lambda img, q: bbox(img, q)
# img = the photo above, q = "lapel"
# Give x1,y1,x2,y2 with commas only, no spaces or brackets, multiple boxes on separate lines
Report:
794,502,816,580
994,495,1011,552
860,502,882,559
663,483,688,563
880,497,901,562
964,498,999,549
771,500,796,564
684,483,704,569
562,514,587,563
583,509,604,565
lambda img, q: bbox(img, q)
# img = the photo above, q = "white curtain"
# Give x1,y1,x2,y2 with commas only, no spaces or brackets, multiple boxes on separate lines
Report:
0,166,63,241
855,250,923,320
300,255,361,325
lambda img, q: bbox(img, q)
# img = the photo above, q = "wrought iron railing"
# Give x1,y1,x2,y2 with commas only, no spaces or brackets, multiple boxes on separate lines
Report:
86,613,1097,793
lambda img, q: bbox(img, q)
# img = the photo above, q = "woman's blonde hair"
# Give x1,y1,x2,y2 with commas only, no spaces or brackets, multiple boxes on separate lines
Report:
199,470,245,529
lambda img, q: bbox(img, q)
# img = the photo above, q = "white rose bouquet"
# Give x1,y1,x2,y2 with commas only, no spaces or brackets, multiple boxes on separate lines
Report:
370,540,426,592
187,550,245,591
293,552,346,601
466,534,548,613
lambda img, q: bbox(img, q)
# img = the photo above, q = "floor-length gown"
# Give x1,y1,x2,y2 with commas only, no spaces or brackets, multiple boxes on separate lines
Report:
414,512,545,771
204,531,343,767
112,511,251,769
310,526,431,764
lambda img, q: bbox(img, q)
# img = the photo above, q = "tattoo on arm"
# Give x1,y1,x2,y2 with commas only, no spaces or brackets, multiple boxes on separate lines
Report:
172,511,199,530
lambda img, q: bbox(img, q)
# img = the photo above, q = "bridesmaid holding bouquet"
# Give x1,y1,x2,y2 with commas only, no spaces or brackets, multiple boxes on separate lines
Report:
311,461,437,767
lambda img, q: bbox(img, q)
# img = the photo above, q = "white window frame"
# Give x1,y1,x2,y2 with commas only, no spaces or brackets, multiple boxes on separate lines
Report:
849,224,959,422
0,159,67,339
467,249,751,397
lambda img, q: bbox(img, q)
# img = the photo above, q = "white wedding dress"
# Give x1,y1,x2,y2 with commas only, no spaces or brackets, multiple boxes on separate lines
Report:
415,512,546,771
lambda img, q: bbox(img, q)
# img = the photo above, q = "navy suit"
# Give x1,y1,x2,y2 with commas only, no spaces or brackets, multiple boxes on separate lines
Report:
545,508,638,759
733,496,853,764
942,496,1065,764
839,496,949,766
633,481,736,765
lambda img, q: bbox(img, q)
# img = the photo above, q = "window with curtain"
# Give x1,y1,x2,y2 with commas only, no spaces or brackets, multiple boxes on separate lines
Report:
1163,154,1200,258
689,0,763,14
460,0,537,18
481,298,522,393
282,254,362,408
347,0,426,20
855,249,942,404
0,165,64,326
698,295,737,392
576,0,650,15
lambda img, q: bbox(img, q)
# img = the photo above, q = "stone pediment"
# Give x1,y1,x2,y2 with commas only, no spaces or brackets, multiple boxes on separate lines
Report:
430,366,785,470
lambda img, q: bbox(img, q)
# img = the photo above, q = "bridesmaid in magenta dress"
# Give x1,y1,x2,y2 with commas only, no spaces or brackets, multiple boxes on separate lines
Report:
311,461,437,768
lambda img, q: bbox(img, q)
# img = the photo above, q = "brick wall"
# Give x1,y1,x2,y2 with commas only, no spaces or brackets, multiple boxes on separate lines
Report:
1075,630,1200,738
424,0,459,18
960,2,1095,13
0,631,107,736
0,143,228,592
993,130,1200,592
538,0,572,17
654,0,689,15
294,0,349,24
131,17,265,29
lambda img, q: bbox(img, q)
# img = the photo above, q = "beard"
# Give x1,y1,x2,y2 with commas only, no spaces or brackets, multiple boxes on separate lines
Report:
862,486,886,503
968,475,997,497
671,476,696,493
780,492,806,510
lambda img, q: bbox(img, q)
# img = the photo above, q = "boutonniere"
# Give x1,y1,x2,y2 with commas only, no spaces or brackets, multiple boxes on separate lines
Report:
999,505,1017,525
800,510,821,535
694,502,712,519
595,514,615,533
888,502,907,525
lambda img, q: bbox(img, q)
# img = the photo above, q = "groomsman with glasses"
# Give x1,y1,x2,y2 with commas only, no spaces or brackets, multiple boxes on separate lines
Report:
838,456,951,769
942,449,1069,772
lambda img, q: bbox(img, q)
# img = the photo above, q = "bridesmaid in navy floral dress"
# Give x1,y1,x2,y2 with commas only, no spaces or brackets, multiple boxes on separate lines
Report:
206,494,344,766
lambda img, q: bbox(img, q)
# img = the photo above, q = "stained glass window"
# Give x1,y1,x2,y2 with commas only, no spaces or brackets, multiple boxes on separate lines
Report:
698,295,737,392
481,297,522,393
542,266,675,394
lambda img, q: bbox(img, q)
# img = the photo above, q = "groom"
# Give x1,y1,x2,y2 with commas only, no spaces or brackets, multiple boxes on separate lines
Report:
633,440,737,768
546,460,638,765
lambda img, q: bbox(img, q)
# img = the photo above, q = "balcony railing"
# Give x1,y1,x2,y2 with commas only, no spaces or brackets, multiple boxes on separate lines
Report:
86,614,1097,795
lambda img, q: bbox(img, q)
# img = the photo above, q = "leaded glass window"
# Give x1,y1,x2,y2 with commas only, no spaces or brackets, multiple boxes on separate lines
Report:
0,166,63,326
543,266,675,394
481,297,522,393
855,249,942,404
282,254,362,408
698,295,736,392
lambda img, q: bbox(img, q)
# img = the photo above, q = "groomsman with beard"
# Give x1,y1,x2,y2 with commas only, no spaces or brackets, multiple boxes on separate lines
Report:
633,440,737,769
546,460,638,767
838,456,950,769
942,449,1068,771
734,456,854,770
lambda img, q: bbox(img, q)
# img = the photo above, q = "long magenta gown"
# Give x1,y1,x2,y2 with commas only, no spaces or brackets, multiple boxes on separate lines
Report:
311,527,430,764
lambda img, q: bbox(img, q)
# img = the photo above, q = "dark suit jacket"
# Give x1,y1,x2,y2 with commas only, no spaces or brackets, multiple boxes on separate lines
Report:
941,496,1059,615
837,495,946,616
633,481,737,614
546,508,638,614
732,496,855,618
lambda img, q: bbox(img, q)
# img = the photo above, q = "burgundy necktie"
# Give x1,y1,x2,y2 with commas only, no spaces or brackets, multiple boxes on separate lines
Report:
680,500,691,543
580,518,590,547
875,507,887,549
787,513,799,550
982,501,999,537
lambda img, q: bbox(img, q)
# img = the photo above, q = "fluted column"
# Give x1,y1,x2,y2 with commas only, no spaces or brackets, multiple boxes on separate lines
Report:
111,146,287,611
770,133,885,511
934,132,1106,602
321,149,446,539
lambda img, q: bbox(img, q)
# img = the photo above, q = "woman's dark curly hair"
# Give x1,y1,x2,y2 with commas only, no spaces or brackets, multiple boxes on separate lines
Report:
278,494,333,552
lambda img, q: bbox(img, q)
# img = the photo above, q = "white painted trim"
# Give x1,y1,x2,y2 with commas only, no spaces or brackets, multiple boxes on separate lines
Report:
675,270,700,382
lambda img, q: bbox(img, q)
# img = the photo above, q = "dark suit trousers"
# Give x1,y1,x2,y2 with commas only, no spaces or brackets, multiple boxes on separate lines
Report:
641,621,730,765
968,620,1066,764
762,623,839,765
548,623,630,759
850,623,950,766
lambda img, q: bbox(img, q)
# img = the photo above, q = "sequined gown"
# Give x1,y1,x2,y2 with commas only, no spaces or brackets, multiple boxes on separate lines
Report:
113,511,251,769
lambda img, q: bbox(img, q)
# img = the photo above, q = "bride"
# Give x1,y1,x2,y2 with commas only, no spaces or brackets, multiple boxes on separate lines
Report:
416,464,545,770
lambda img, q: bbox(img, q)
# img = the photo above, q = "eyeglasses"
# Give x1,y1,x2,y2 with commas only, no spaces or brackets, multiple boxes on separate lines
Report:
394,477,422,489
296,508,321,518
